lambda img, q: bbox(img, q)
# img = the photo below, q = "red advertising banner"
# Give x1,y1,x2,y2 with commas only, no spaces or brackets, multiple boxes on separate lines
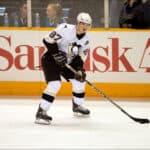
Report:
0,29,150,83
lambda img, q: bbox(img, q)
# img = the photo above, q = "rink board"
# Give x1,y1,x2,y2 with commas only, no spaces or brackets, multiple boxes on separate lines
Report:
0,27,150,97
0,81,150,97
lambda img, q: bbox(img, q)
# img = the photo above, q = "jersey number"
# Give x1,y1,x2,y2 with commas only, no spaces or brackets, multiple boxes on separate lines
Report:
49,31,62,41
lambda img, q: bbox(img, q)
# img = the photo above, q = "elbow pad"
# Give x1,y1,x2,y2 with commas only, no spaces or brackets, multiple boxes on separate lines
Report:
43,39,59,54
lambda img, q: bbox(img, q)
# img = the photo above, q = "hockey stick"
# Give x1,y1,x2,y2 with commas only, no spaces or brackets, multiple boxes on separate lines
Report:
65,64,150,124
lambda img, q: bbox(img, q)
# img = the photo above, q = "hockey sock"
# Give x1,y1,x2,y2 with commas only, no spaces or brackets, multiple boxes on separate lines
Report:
40,93,54,111
72,92,85,105
40,81,61,111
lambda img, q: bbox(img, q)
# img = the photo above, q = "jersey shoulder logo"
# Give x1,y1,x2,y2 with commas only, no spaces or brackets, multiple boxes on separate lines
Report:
84,40,89,45
64,25,67,28
83,49,88,55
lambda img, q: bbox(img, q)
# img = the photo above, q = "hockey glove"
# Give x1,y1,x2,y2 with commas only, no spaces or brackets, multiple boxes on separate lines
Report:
75,69,86,82
53,51,67,67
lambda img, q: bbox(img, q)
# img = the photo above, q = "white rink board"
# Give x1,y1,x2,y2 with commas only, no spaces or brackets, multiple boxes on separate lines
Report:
0,97,150,149
0,29,150,83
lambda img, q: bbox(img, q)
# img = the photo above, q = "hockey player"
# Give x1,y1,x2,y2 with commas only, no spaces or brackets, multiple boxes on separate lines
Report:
35,12,92,125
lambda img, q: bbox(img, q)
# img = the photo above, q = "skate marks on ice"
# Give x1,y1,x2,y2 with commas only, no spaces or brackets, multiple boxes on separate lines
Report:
0,98,150,149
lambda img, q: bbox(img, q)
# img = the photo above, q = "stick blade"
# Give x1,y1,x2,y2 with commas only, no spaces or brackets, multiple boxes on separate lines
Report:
132,117,150,124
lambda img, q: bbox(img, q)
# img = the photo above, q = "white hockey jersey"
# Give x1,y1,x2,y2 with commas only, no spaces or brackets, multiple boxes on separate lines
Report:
44,23,90,63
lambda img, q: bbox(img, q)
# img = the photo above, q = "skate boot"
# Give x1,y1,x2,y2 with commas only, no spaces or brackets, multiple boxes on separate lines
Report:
35,106,52,125
72,100,90,116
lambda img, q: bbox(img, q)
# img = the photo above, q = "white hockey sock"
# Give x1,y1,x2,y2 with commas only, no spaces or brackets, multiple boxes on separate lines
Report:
73,97,84,105
40,99,53,111
39,81,61,111
70,79,85,106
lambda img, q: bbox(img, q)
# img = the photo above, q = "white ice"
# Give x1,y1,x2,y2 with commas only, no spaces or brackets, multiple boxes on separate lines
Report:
0,97,150,149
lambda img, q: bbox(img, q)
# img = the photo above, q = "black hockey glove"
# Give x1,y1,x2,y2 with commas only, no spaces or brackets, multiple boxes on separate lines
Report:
75,69,86,82
53,51,67,67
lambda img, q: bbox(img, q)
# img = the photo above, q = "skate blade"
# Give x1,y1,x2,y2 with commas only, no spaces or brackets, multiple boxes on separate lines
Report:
35,119,51,125
73,112,90,118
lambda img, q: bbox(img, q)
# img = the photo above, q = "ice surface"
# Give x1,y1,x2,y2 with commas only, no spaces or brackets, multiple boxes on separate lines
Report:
0,97,150,149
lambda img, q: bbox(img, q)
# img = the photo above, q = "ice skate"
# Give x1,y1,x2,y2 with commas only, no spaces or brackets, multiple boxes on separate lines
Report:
35,106,52,125
72,100,90,117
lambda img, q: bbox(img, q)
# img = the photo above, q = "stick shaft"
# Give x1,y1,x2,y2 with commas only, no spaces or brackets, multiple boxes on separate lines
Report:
85,80,133,119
